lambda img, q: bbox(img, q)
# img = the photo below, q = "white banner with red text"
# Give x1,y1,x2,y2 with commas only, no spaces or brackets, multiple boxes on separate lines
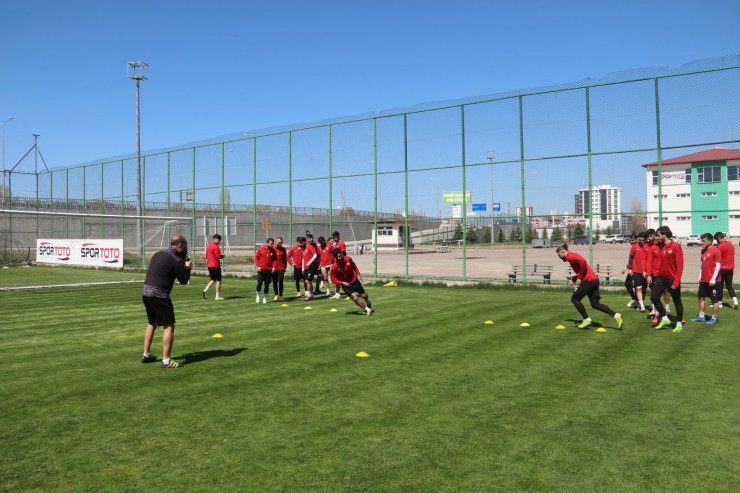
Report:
36,239,124,269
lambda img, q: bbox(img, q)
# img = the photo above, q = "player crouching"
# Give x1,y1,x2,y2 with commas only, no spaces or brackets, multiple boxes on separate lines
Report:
330,248,374,316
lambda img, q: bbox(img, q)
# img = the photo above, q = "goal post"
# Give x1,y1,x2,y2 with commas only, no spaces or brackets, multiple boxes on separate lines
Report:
0,209,194,290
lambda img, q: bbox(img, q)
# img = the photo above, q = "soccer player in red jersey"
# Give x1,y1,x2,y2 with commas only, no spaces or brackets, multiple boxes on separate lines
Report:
330,248,374,315
556,244,623,329
330,231,347,298
714,232,738,309
317,236,335,297
272,237,288,302
689,233,722,325
301,235,320,300
202,233,225,300
287,237,305,298
254,238,275,304
622,234,638,308
651,226,685,331
624,233,647,311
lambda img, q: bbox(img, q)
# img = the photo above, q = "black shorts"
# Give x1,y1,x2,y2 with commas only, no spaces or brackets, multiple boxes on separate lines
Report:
208,267,222,282
698,282,719,302
340,280,366,297
573,279,601,303
304,264,319,281
632,273,645,290
292,266,304,281
142,296,175,327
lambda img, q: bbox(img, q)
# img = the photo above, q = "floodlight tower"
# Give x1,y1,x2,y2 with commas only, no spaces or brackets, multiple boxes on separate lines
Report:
487,149,495,244
128,61,148,260
1,116,15,202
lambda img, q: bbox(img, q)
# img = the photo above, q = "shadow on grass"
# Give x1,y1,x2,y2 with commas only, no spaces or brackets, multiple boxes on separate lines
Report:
175,347,247,365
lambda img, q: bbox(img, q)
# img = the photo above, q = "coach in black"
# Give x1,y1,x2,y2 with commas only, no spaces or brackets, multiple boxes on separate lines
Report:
140,235,192,368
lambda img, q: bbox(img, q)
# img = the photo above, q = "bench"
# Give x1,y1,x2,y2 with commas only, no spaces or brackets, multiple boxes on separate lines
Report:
566,264,612,284
508,264,554,284
435,245,452,253
596,264,612,284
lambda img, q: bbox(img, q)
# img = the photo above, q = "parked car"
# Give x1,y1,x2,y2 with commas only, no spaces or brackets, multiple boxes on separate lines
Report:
604,234,628,244
573,236,597,245
686,235,701,247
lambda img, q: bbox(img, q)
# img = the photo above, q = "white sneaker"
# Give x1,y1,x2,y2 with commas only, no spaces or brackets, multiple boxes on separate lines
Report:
262,297,267,304
256,294,260,303
332,293,341,300
365,306,373,316
296,292,302,298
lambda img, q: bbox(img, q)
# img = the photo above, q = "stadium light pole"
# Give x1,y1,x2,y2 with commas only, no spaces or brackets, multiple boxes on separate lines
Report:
1,116,15,203
487,149,495,244
128,62,148,261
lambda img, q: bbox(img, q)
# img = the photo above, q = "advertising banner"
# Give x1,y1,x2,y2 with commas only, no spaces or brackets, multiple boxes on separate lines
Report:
443,191,471,205
36,239,124,269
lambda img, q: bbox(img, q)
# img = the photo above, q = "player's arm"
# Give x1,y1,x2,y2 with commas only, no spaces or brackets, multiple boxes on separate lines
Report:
673,245,684,288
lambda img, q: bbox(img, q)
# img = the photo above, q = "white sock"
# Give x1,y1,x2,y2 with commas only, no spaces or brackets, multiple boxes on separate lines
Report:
665,303,671,313
662,315,670,321
162,358,170,364
203,286,210,292
639,302,645,310
216,291,220,297
733,297,738,305
699,311,705,318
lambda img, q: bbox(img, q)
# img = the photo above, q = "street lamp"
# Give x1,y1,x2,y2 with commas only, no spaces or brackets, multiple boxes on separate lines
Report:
1,116,15,203
128,61,148,260
487,149,495,244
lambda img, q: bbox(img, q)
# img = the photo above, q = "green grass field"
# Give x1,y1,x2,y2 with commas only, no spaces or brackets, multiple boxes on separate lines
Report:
1,269,739,492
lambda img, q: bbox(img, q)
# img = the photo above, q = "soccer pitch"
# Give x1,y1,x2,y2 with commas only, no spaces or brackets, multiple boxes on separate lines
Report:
1,275,739,492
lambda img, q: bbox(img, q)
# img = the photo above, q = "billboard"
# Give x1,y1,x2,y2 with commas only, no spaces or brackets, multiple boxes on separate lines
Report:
442,191,471,205
36,239,124,269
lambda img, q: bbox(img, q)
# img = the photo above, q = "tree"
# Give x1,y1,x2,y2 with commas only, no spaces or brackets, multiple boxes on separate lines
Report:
510,227,522,242
631,196,647,232
542,228,549,241
525,227,536,243
566,227,574,241
498,229,506,243
452,223,463,241
482,227,492,244
573,224,585,237
467,226,478,243
551,227,562,242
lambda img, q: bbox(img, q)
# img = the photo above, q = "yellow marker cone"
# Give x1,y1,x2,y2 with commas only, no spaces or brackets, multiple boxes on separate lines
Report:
330,308,338,312
484,320,494,325
355,351,369,358
304,306,312,310
520,322,531,327
595,327,607,333
555,324,566,330
281,303,289,307
383,280,398,287
211,333,223,338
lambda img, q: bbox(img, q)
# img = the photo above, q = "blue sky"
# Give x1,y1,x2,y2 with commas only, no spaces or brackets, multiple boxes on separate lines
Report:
1,0,739,214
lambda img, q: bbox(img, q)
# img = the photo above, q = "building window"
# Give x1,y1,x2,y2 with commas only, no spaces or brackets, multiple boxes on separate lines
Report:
701,215,718,220
651,170,658,186
685,168,691,183
728,165,740,181
697,166,721,183
653,217,669,221
730,215,740,219
730,190,740,196
652,194,668,199
676,193,690,198
701,191,718,197
676,216,691,221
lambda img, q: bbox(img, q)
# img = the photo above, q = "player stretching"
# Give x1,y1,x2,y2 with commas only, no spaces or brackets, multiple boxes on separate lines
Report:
330,248,374,316
254,238,275,304
330,231,347,299
714,232,738,309
556,244,623,329
650,226,684,332
202,234,224,300
690,233,722,325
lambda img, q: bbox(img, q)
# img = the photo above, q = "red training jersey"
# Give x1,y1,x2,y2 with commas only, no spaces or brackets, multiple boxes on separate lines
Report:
658,239,683,286
302,243,319,270
565,251,598,282
716,240,735,270
331,255,361,284
287,245,302,266
318,243,334,266
646,241,662,277
700,245,722,284
273,245,287,270
628,243,646,273
334,239,347,253
254,245,275,270
205,242,223,268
